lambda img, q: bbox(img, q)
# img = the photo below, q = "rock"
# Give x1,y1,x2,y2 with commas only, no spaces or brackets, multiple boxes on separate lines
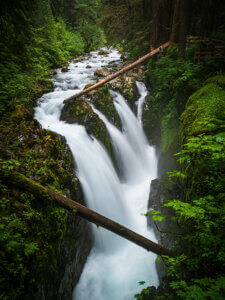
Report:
0,119,92,300
60,97,113,157
61,65,69,72
109,75,139,111
86,65,92,69
98,49,109,56
148,176,182,282
94,68,111,77
50,69,57,76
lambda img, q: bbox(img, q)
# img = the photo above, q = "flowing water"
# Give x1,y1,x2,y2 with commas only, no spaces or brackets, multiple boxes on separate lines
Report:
35,48,159,299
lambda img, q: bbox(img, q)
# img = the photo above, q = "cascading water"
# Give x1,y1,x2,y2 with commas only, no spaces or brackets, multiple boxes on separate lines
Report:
136,81,148,125
35,48,159,300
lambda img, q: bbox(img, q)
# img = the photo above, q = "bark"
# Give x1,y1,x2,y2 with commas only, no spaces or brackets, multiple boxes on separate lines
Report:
160,0,171,43
1,169,175,257
151,0,160,48
170,0,180,43
178,0,191,59
63,41,170,103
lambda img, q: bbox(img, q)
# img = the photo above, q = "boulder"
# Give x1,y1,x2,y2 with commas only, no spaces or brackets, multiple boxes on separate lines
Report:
60,97,112,157
98,49,109,56
94,68,111,77
61,65,69,72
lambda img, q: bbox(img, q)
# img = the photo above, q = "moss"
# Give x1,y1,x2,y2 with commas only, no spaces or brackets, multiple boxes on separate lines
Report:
0,176,69,299
204,75,225,88
88,85,120,127
117,75,139,106
0,114,80,298
161,117,180,155
61,95,113,156
10,104,26,120
181,82,225,141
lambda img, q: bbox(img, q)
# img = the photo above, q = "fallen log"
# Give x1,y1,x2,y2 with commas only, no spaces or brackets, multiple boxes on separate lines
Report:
63,41,170,103
1,169,175,257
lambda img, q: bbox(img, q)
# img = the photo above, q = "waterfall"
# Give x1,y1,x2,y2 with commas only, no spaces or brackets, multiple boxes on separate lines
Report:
35,48,158,300
136,81,148,125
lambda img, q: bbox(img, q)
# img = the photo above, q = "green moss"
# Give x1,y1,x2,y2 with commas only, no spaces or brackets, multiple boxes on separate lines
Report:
61,94,113,156
161,117,180,155
0,115,79,299
204,75,225,88
0,178,68,299
89,86,120,127
181,82,225,140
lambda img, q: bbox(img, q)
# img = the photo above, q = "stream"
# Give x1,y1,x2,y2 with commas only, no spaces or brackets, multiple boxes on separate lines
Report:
35,48,159,299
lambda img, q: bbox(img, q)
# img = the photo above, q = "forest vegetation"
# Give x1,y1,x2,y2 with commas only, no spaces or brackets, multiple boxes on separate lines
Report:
0,0,225,299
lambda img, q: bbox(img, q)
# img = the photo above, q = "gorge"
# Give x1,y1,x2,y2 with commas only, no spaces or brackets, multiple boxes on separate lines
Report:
35,48,159,299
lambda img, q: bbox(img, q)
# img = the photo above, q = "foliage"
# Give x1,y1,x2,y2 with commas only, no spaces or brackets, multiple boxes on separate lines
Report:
0,0,103,121
158,79,225,298
0,181,68,300
0,112,82,298
144,53,205,165
141,50,225,297
100,0,149,57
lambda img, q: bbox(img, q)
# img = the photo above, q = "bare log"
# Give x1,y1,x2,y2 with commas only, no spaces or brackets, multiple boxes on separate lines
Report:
63,41,170,103
1,169,175,257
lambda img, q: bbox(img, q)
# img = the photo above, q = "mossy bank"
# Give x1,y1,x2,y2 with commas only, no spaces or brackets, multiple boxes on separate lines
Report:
139,48,225,299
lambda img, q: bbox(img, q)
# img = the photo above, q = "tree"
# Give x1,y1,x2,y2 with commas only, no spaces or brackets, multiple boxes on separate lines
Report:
178,0,191,58
170,0,181,43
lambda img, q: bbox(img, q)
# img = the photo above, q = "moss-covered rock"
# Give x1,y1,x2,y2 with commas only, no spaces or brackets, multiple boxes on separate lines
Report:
98,49,109,56
94,68,111,77
61,65,69,72
0,117,92,299
180,80,225,141
87,85,120,128
60,97,112,156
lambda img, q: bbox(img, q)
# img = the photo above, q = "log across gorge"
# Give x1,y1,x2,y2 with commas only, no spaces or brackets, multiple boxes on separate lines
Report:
1,169,174,257
34,47,170,299
63,42,170,103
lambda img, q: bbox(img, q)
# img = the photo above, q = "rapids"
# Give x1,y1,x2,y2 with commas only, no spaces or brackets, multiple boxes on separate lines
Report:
35,48,159,300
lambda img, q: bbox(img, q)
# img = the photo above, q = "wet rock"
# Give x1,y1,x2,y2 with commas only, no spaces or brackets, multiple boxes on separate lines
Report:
61,65,69,72
0,118,92,300
148,175,182,282
94,68,111,77
86,85,120,128
60,97,112,156
98,49,109,56
50,69,57,76
109,75,139,110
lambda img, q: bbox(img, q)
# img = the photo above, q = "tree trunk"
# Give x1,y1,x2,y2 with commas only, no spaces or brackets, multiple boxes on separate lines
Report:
1,169,175,257
160,0,171,43
63,41,170,103
151,0,160,48
170,0,180,43
178,0,190,59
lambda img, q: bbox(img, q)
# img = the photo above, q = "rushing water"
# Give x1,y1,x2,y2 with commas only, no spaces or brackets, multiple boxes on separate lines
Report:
35,48,159,299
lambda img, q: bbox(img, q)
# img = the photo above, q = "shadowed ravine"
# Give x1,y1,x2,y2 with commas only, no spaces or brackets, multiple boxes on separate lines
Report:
35,48,159,300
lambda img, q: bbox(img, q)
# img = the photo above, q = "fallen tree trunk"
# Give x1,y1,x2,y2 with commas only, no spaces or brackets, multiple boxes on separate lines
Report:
1,169,175,257
63,41,170,103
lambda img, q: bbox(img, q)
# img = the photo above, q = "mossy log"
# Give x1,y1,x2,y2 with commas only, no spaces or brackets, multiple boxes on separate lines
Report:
0,169,175,257
63,42,170,103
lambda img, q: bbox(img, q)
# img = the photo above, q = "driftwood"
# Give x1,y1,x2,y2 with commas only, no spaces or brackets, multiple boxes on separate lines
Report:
1,169,175,257
63,41,170,103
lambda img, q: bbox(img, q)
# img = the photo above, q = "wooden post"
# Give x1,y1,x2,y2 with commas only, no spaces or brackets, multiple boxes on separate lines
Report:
1,169,175,257
63,41,170,103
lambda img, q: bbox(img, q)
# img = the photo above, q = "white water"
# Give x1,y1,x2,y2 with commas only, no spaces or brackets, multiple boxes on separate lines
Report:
136,81,148,125
35,48,158,299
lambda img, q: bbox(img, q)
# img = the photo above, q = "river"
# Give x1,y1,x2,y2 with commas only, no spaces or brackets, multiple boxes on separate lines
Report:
35,48,159,300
